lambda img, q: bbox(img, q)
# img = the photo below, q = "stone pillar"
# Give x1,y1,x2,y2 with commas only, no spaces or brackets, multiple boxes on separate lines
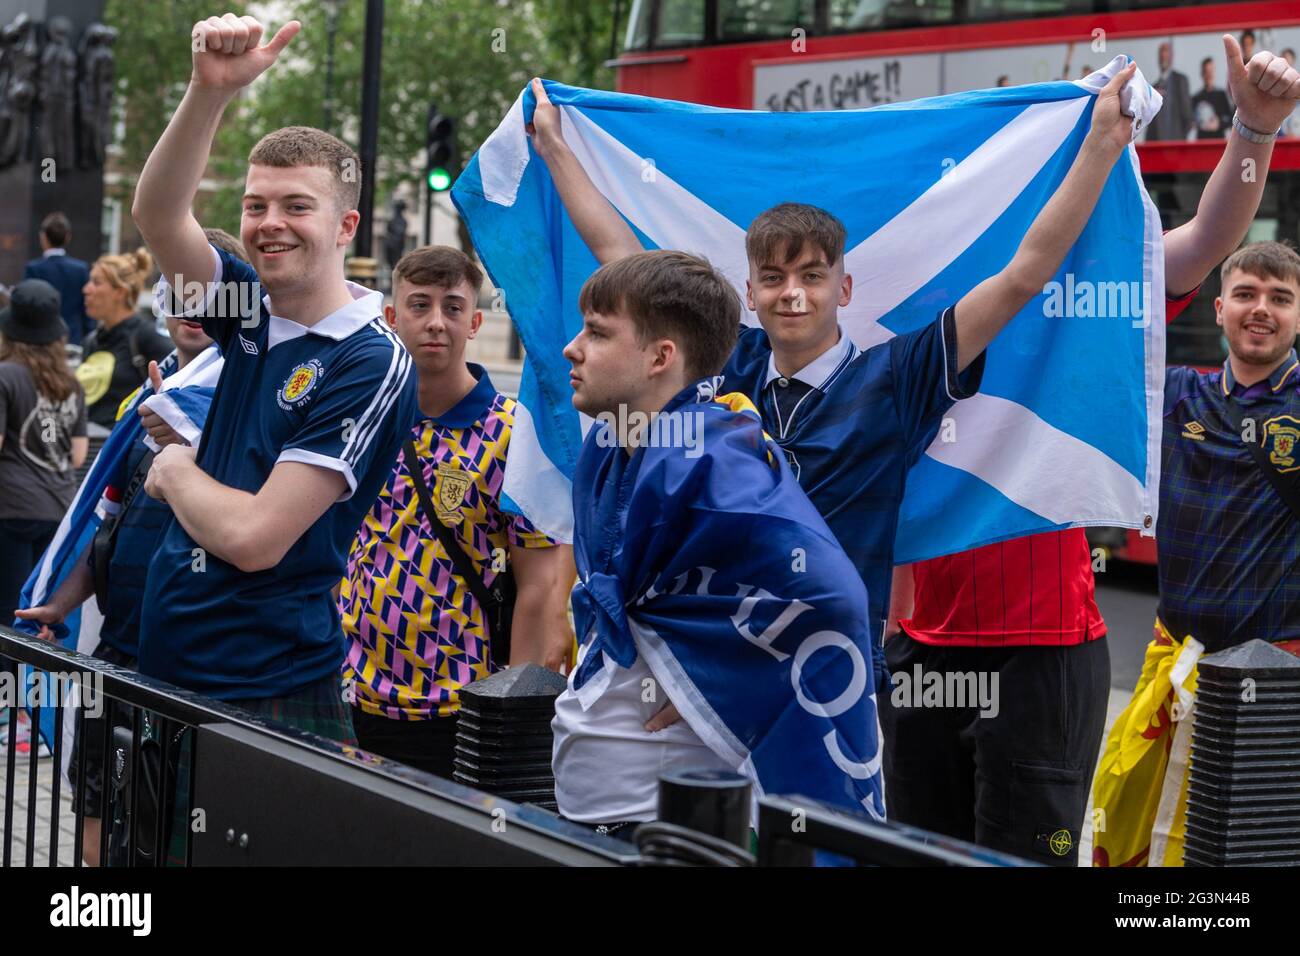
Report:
0,0,108,285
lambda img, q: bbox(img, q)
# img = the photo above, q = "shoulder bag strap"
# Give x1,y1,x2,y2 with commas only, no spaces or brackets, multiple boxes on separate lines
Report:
402,440,502,624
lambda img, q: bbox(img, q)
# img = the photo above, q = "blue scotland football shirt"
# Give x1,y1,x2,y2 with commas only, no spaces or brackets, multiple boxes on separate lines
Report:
138,245,417,700
1159,351,1300,650
723,308,984,649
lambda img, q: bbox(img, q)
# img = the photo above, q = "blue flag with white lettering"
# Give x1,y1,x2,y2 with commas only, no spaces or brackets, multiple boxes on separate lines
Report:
452,57,1165,561
567,386,884,818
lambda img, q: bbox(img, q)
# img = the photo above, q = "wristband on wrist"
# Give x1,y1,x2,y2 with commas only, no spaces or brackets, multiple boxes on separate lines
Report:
1232,111,1280,145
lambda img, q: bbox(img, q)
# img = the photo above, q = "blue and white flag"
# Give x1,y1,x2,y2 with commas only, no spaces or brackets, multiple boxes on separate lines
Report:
453,56,1165,561
569,387,884,818
13,345,223,751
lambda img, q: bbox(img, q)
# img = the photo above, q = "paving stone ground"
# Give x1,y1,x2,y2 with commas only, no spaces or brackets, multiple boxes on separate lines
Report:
0,743,79,867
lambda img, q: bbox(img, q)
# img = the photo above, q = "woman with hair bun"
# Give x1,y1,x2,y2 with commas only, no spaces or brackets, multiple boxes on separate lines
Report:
78,247,172,427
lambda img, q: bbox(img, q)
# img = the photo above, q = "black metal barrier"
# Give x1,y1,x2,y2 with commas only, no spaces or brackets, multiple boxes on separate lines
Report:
0,626,633,867
189,722,630,865
756,796,1034,866
3,624,1031,868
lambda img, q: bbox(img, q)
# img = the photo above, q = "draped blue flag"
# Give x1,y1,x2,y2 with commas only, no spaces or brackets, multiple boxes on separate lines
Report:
452,56,1166,561
568,386,884,818
13,346,222,751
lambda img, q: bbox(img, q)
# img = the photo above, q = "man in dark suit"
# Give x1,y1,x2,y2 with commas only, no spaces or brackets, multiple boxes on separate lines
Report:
23,212,91,345
1147,41,1195,142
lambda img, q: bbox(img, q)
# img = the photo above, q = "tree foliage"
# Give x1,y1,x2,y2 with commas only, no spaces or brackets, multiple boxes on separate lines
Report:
105,0,628,237
103,0,249,217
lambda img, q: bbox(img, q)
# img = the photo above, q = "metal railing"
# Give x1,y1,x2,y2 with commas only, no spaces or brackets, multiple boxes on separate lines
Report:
0,626,635,867
2,624,1030,867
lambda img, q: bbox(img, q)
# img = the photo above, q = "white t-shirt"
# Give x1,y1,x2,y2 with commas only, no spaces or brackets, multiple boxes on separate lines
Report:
552,641,729,823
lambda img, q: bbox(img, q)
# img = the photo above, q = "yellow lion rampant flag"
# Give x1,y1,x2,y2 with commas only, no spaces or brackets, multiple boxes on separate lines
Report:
1092,618,1203,867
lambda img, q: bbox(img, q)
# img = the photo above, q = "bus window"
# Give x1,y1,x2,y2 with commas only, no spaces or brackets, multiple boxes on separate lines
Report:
717,0,815,41
967,1,1088,19
827,0,949,36
627,0,1262,52
658,0,707,46
1148,170,1300,369
626,0,654,50
827,0,956,31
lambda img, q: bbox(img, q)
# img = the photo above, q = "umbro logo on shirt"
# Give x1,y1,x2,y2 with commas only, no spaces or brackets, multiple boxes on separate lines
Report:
238,334,259,356
1181,421,1206,441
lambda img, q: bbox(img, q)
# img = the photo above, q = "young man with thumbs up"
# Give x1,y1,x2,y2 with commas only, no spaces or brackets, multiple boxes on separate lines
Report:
888,35,1300,867
130,12,417,739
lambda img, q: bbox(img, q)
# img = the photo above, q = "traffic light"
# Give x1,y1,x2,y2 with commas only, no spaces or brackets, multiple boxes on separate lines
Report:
426,103,456,193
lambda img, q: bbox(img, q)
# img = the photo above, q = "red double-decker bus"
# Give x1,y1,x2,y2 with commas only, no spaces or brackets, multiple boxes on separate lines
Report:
611,0,1300,563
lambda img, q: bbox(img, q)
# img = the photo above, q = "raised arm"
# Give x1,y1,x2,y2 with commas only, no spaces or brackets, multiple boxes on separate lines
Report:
131,14,299,295
526,77,643,264
952,63,1136,371
1164,36,1300,295
956,63,1138,369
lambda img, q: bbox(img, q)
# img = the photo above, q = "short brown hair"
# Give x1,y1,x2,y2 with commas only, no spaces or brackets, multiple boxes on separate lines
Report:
248,126,362,213
392,245,484,296
40,212,70,248
203,227,248,261
746,202,847,268
1220,241,1300,290
578,250,740,381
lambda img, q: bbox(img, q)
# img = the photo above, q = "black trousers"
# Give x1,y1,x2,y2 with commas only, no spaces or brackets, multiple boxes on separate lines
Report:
351,706,459,779
69,642,139,817
0,518,58,625
880,632,1110,866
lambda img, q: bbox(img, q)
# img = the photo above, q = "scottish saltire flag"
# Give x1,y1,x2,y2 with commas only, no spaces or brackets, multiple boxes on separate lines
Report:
453,56,1166,561
13,345,223,753
569,387,884,818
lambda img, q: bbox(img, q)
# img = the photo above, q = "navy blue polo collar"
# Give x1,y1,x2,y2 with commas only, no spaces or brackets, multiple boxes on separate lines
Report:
424,363,497,429
1221,349,1300,397
762,326,858,390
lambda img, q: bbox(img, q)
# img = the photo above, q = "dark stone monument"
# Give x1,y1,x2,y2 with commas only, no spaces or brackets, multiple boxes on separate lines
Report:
75,19,112,168
0,0,109,286
37,14,74,169
0,13,38,167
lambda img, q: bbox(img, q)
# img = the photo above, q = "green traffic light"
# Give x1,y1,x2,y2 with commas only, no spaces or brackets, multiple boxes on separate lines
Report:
427,167,452,191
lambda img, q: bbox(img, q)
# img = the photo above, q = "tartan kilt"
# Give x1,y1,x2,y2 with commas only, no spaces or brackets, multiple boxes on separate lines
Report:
160,673,356,865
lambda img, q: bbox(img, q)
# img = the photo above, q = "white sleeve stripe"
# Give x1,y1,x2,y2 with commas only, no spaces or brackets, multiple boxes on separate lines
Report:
940,306,958,403
339,319,403,462
344,320,410,464
341,321,412,467
153,245,223,318
277,447,358,501
349,350,411,469
353,339,413,465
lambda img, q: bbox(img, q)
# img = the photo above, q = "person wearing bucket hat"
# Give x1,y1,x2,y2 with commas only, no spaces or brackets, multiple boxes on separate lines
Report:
0,279,67,344
0,278,88,628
